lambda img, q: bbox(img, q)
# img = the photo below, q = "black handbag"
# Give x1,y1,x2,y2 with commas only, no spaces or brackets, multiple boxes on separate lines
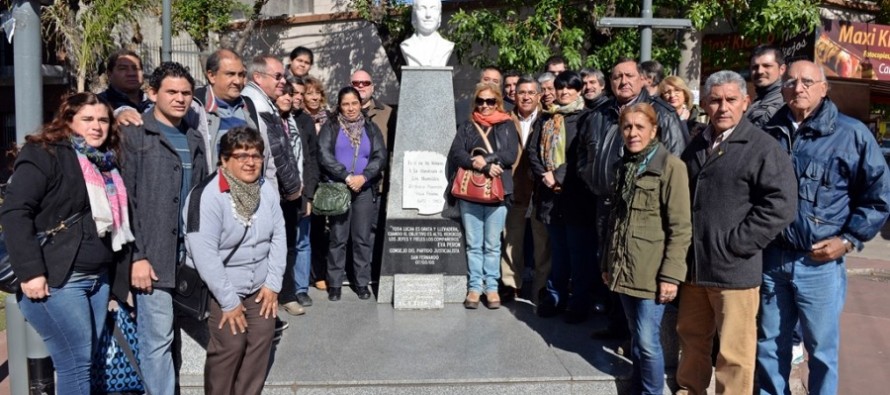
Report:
173,226,248,320
0,207,89,294
313,141,361,216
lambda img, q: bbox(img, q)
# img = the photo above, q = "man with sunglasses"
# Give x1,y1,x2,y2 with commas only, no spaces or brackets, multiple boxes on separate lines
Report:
241,54,302,201
756,60,890,395
351,69,395,146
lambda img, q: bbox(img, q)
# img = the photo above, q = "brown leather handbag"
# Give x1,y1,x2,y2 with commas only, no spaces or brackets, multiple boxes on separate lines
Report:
450,124,505,204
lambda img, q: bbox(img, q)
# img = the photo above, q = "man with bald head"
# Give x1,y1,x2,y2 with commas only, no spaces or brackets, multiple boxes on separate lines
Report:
351,69,394,145
756,60,890,395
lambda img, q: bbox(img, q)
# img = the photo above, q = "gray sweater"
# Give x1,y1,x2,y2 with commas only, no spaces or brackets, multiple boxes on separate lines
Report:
183,172,286,312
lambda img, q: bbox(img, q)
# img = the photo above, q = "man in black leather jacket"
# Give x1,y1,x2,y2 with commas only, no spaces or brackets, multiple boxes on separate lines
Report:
578,57,689,340
745,44,786,128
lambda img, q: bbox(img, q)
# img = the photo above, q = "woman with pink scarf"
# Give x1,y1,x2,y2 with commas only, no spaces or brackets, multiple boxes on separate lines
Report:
0,92,134,394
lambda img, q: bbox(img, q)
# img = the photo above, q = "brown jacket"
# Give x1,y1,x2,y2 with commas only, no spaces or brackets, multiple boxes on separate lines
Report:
365,98,395,148
510,106,540,207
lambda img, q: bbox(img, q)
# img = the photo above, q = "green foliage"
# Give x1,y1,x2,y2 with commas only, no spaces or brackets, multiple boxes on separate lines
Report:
348,0,412,75
170,0,249,51
448,0,688,75
42,0,150,92
687,0,820,39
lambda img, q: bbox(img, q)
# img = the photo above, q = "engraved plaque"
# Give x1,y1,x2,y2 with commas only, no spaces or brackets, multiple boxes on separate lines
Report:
402,150,448,215
393,274,445,310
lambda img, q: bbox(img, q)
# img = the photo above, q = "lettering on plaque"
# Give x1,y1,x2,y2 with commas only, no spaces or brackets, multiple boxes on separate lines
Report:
402,150,448,215
393,274,445,310
383,219,466,275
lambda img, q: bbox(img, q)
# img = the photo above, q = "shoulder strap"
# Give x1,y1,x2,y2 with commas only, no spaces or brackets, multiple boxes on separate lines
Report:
185,171,218,233
223,226,248,266
472,122,495,154
350,141,361,174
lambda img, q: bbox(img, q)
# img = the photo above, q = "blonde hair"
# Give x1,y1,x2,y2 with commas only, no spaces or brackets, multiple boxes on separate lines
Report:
469,82,505,118
303,75,327,108
658,75,693,110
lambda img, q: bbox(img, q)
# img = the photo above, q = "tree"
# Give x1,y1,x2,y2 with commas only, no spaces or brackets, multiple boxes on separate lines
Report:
42,0,151,92
445,0,820,75
348,0,412,77
169,0,250,53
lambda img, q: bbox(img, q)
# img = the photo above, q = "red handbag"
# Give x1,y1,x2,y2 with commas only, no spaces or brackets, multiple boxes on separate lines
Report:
451,125,505,204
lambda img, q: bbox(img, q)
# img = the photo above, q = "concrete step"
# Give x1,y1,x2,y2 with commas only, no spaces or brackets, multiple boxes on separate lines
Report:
176,288,641,394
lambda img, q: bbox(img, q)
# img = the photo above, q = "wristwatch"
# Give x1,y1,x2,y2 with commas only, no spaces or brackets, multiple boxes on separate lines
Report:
840,237,855,253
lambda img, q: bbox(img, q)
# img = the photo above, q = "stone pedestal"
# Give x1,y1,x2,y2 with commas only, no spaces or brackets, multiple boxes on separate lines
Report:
378,67,466,305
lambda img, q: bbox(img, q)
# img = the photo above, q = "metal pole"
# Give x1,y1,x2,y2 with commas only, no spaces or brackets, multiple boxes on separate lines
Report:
6,295,54,395
162,0,171,62
7,295,29,395
12,0,43,143
640,0,653,61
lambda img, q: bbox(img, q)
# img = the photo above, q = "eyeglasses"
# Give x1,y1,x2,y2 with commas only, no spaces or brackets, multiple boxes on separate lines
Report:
229,153,264,163
351,80,372,88
258,71,285,81
475,97,497,106
781,78,824,90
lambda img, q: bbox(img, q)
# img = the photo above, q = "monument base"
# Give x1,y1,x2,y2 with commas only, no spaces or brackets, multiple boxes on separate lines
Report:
378,274,466,304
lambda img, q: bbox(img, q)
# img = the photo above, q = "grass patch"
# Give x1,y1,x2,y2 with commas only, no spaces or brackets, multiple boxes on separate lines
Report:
0,291,7,332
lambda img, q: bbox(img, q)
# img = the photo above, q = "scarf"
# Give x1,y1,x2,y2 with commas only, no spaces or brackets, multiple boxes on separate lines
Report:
221,167,261,227
472,110,512,128
310,108,329,128
540,96,585,171
338,112,366,148
605,140,659,287
70,135,134,252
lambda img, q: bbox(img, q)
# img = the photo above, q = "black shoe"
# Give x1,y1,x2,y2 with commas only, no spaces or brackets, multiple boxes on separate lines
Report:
296,292,313,307
356,286,372,300
590,326,630,340
274,318,289,333
563,310,588,325
536,302,561,318
499,286,518,303
328,287,341,301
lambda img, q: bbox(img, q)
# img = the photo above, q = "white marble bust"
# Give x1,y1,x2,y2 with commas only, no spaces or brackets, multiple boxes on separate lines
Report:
400,0,454,67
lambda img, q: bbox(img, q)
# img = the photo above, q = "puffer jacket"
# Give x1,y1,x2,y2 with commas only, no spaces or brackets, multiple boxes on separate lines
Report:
579,89,689,197
602,143,691,299
764,98,890,251
526,108,595,224
241,82,302,199
745,80,784,129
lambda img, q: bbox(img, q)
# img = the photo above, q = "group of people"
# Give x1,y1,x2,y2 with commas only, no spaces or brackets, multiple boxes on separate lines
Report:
1,45,393,395
446,48,890,395
1,38,889,395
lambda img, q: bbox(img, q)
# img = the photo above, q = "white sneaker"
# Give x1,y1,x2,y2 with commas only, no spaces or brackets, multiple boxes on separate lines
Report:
791,343,805,365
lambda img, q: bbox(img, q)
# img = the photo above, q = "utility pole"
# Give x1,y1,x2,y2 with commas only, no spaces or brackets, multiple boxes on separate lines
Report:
162,0,171,62
597,0,692,61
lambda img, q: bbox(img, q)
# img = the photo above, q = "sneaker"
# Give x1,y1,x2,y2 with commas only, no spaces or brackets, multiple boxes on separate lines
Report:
295,292,313,307
282,301,306,316
792,343,805,365
274,319,289,333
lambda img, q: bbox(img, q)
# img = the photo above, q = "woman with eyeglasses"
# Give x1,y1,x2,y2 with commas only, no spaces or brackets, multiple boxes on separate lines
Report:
183,126,287,395
658,76,705,137
317,87,387,301
527,71,595,323
447,82,519,309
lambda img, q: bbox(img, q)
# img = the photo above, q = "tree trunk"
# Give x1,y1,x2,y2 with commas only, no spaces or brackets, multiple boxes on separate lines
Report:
232,0,269,54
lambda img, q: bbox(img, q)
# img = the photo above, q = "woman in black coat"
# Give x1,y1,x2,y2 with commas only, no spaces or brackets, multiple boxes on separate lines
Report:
527,71,595,323
317,87,387,301
0,92,134,393
447,82,519,309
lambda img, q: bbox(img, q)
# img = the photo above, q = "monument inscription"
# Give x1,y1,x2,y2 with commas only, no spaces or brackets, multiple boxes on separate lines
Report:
383,218,465,274
393,274,445,310
402,151,447,215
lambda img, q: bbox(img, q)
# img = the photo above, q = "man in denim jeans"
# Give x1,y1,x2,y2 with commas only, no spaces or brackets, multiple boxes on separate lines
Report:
757,60,890,395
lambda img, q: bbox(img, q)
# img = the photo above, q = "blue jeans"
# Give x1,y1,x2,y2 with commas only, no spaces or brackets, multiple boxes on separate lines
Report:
459,200,507,293
137,287,176,395
291,214,312,293
18,273,109,395
757,246,846,395
544,223,595,312
620,294,666,395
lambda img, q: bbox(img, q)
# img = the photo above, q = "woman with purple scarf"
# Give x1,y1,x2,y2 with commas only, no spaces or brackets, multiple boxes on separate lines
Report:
317,87,387,301
0,92,134,393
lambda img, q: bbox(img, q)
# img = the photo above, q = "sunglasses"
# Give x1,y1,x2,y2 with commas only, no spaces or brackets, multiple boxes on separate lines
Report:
352,80,372,88
475,97,497,106
258,71,285,81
